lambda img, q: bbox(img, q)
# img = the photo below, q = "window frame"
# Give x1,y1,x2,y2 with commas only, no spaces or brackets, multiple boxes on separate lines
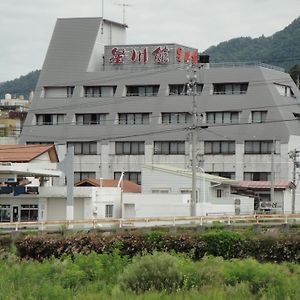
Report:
251,111,267,123
204,141,236,155
105,204,114,218
114,171,142,185
161,112,192,124
68,142,97,155
126,85,159,97
154,141,185,155
206,111,239,124
74,171,96,183
84,86,117,97
118,113,150,125
36,114,65,125
115,141,145,155
213,83,248,95
244,140,274,154
244,172,271,181
76,113,107,125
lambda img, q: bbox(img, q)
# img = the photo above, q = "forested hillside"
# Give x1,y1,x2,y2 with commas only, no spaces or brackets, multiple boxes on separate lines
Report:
205,17,300,71
0,70,40,99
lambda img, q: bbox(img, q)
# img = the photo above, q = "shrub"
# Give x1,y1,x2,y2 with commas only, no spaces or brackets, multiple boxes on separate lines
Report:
202,230,245,259
120,252,182,293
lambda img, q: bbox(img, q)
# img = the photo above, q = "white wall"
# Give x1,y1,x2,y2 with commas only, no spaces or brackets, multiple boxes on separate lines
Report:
123,193,190,218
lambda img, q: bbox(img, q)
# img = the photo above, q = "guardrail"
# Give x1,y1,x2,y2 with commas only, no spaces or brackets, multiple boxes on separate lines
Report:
0,213,300,232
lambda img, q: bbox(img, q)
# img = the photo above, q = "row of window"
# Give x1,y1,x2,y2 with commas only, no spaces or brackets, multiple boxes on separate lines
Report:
35,110,269,126
43,82,296,99
74,171,142,185
66,140,276,155
42,83,244,98
208,172,271,181
73,171,272,187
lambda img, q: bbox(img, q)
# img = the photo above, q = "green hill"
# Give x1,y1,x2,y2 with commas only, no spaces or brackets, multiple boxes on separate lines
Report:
205,17,300,71
0,70,40,99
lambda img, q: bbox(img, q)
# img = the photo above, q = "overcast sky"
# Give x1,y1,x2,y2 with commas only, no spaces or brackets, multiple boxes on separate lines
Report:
0,0,299,82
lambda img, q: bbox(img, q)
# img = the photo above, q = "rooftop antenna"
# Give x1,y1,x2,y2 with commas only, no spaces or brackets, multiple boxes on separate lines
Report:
114,2,132,25
100,0,104,34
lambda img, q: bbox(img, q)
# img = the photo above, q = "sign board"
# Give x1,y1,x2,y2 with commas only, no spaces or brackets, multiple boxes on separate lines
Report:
104,44,198,70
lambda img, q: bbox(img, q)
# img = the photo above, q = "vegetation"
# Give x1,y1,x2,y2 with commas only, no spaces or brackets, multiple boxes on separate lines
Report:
0,69,40,99
289,64,300,86
205,16,300,71
0,251,300,299
14,230,300,263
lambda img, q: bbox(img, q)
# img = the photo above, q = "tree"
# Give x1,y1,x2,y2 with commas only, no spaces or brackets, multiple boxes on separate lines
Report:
289,65,300,88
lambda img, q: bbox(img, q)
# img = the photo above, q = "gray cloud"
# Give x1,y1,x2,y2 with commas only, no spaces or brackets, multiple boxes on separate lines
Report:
0,0,299,81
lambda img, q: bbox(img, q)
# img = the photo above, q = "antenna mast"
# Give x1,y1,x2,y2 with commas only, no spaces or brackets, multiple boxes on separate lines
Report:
101,0,104,34
115,2,132,25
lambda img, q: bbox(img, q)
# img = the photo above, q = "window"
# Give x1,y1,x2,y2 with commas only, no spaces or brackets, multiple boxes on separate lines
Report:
44,86,74,98
114,172,142,185
244,141,274,154
244,172,271,181
213,83,248,95
126,85,159,96
76,113,107,125
84,86,116,97
0,205,10,222
68,142,97,155
36,114,65,125
74,171,96,184
251,111,267,123
180,189,199,202
169,84,203,95
206,112,239,124
154,141,185,155
208,172,235,179
105,204,114,218
115,141,144,155
27,141,54,145
204,141,235,154
118,113,150,125
216,189,222,198
20,204,38,222
274,83,295,97
151,189,170,194
161,112,192,124
67,87,74,98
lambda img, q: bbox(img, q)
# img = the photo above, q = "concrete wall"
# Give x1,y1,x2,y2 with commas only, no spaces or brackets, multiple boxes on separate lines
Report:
123,193,190,217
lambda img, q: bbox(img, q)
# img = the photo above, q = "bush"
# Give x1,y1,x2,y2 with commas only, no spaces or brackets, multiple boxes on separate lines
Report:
15,231,300,263
120,252,182,293
202,230,245,259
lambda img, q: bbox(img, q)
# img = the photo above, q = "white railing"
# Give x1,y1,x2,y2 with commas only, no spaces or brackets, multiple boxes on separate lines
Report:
210,62,284,72
0,213,300,232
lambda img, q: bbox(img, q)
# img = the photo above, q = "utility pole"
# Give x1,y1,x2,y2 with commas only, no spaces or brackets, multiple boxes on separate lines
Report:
187,63,198,217
270,139,275,207
289,148,299,213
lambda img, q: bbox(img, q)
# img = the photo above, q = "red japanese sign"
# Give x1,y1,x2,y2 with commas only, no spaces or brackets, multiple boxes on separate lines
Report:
109,45,198,65
131,48,148,64
110,47,125,64
152,46,170,64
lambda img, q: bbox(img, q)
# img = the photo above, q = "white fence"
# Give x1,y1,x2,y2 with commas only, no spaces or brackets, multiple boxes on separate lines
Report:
0,213,300,232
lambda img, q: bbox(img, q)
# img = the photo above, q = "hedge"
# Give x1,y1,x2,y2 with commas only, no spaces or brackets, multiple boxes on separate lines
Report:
15,231,300,262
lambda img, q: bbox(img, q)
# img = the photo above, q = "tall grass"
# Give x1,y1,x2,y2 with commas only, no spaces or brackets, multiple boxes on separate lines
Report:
0,251,299,299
